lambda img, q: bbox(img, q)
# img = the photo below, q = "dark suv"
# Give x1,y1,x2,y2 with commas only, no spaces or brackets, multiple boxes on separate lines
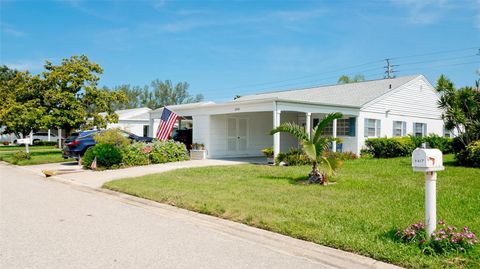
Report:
62,130,153,160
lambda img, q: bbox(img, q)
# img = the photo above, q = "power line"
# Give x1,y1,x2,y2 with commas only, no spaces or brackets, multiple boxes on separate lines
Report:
390,46,479,60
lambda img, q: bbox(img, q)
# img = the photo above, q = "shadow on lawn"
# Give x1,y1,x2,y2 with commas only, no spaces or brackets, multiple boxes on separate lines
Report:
259,175,309,185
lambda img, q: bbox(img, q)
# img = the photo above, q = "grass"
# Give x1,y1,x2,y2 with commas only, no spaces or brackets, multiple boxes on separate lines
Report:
0,145,57,152
0,147,73,165
104,155,480,269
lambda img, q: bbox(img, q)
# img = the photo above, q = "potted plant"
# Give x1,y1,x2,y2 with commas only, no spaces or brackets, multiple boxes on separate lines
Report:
190,142,207,160
261,147,274,164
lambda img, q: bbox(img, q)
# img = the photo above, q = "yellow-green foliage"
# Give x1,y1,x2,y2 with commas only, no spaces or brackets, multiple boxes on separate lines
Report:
94,129,131,147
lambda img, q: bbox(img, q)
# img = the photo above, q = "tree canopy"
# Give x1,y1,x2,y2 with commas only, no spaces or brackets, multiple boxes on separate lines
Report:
110,80,203,110
0,55,126,136
436,74,480,147
337,74,365,84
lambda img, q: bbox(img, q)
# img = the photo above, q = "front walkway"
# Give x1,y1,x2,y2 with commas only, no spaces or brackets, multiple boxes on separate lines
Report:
20,158,257,188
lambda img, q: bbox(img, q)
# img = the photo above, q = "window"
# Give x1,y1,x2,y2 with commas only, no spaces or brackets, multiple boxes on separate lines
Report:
413,122,427,137
364,119,381,137
143,125,149,137
315,118,354,136
392,121,406,137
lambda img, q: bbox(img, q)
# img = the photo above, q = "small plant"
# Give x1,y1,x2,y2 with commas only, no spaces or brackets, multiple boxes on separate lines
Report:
395,220,478,255
261,147,274,158
12,150,31,164
2,141,10,145
191,143,205,150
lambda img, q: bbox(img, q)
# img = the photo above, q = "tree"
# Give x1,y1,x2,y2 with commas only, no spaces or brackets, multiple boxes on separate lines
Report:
337,74,365,84
0,69,46,136
109,80,203,109
436,74,480,147
41,55,126,133
270,112,343,184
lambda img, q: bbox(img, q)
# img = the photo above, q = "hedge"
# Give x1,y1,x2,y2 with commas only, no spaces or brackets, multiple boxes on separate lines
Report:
364,137,415,158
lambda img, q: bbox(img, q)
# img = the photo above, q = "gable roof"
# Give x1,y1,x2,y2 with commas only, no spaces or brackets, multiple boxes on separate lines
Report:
233,75,421,108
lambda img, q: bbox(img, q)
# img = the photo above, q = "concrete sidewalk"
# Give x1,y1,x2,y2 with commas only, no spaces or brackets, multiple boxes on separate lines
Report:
21,159,252,188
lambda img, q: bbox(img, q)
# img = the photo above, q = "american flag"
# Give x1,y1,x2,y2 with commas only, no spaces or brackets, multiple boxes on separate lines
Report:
156,107,178,140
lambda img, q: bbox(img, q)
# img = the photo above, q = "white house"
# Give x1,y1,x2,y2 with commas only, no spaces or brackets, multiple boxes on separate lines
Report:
105,107,151,137
149,75,447,158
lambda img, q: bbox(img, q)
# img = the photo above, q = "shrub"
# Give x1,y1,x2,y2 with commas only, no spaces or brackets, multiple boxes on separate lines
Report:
33,141,58,146
410,134,453,154
365,137,415,158
396,220,478,255
261,147,274,158
94,129,131,148
122,142,151,166
11,151,31,164
456,140,480,167
82,144,123,169
324,151,358,160
149,140,189,164
275,148,311,166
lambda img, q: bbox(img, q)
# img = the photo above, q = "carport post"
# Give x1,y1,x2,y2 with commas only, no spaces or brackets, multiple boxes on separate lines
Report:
48,129,51,141
273,110,281,158
332,118,337,152
305,112,311,139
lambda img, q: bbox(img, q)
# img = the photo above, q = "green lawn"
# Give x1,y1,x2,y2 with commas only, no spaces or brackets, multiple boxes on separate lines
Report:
0,145,57,152
104,155,480,269
0,147,73,165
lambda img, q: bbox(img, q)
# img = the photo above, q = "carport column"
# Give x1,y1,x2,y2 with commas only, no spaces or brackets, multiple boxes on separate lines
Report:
58,129,62,148
48,129,51,141
332,118,337,152
273,110,281,158
305,112,311,139
149,117,155,137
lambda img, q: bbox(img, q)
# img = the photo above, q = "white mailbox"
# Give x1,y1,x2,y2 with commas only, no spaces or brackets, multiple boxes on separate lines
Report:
412,148,444,172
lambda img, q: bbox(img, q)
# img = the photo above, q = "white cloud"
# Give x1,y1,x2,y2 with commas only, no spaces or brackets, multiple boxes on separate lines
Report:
0,22,26,37
391,0,450,24
4,60,43,71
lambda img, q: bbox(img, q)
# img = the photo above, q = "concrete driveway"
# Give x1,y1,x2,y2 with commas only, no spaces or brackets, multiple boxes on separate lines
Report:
21,158,259,188
0,162,402,269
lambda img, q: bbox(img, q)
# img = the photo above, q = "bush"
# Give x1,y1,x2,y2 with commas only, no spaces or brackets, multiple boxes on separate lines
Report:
364,137,415,158
122,140,189,167
261,147,274,158
324,151,358,161
456,140,480,167
11,151,31,164
32,141,58,146
82,144,123,169
275,148,311,166
94,129,131,148
410,134,453,154
396,220,478,255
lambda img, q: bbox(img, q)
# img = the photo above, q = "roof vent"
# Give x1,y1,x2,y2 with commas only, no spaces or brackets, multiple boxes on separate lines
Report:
389,84,392,89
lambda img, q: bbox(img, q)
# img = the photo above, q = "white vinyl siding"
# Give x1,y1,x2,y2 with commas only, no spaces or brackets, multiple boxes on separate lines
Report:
393,121,407,137
413,122,427,137
364,118,381,137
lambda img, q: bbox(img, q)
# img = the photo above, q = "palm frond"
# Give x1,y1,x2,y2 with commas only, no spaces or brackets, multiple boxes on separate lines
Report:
312,112,343,144
270,122,309,141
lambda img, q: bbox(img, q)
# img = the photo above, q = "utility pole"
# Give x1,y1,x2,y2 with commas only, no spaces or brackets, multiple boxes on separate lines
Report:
384,58,398,79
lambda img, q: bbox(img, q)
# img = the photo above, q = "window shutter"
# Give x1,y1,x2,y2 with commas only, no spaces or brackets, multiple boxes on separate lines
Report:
376,120,381,137
364,118,368,137
423,123,427,136
348,117,356,136
402,121,406,136
392,122,396,137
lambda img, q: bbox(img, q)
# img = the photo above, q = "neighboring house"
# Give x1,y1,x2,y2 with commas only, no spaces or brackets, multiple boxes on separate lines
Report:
149,75,446,158
104,107,152,137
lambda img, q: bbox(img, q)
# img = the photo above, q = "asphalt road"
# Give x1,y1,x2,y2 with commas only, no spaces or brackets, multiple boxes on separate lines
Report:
0,164,327,269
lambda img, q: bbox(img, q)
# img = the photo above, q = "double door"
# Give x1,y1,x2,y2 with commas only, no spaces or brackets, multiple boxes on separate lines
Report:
227,118,248,153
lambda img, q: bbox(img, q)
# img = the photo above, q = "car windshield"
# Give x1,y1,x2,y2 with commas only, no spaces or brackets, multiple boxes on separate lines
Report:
78,130,98,138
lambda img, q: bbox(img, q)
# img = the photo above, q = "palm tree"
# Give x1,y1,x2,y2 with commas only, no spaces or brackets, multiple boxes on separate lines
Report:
270,112,343,184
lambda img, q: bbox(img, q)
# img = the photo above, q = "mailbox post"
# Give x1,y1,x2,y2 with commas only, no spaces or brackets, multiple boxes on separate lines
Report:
412,146,444,239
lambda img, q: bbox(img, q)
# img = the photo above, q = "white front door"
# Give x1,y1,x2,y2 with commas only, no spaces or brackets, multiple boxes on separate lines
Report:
227,118,248,153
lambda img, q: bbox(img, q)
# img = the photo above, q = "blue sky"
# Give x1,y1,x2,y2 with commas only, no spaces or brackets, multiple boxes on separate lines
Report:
1,0,479,102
